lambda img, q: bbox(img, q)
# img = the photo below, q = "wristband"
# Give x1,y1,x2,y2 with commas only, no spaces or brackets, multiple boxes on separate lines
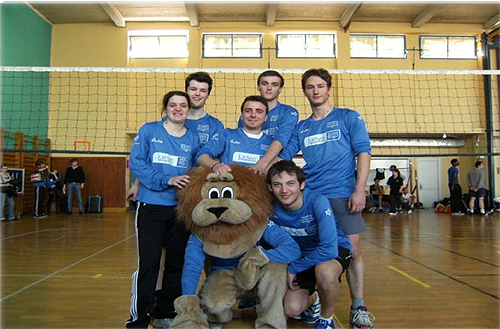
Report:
211,162,221,170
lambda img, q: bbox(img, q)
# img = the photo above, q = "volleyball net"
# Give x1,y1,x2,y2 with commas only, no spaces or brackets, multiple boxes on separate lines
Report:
1,66,499,157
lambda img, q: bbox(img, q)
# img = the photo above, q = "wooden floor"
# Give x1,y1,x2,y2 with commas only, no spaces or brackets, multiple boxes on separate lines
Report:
1,209,499,329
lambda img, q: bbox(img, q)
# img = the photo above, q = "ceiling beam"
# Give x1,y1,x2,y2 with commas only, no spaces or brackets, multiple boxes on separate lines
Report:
266,3,278,27
100,3,125,27
339,3,362,30
484,13,500,30
185,3,199,27
411,4,445,28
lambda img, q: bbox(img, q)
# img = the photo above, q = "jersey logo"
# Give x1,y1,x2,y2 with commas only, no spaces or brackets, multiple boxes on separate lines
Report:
267,219,276,227
153,152,190,168
325,208,332,216
198,134,209,144
180,144,192,153
304,130,341,147
198,124,209,132
280,224,318,237
151,137,163,143
232,152,260,164
299,128,310,134
230,139,241,145
300,214,314,224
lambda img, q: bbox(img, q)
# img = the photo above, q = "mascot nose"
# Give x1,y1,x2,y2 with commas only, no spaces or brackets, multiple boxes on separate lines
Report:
207,207,228,218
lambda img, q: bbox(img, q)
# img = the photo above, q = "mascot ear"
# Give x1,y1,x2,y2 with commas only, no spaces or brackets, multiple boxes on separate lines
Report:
206,172,234,182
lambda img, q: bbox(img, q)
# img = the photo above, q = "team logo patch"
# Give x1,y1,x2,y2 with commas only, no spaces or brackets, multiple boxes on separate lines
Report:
270,115,278,122
327,121,339,128
198,124,209,132
198,134,209,144
180,144,192,153
300,214,314,224
232,152,260,164
153,152,190,168
260,144,269,151
304,130,341,147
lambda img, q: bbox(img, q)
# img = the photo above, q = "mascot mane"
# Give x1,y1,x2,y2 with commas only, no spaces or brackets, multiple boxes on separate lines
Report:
176,165,272,245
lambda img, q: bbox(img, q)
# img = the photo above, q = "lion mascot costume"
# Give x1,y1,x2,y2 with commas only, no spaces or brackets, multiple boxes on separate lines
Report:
169,164,300,329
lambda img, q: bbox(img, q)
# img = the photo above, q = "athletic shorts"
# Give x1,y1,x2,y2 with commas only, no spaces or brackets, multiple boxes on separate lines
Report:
295,246,352,295
329,198,366,235
469,188,487,198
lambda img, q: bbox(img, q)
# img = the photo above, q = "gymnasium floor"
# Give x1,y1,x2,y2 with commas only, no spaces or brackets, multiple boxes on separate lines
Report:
1,209,499,328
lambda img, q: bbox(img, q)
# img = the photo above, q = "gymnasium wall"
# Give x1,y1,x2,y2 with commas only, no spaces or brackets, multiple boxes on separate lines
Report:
0,3,52,138
47,21,487,152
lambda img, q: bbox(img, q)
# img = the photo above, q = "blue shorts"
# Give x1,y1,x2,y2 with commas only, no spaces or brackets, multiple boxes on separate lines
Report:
469,188,487,198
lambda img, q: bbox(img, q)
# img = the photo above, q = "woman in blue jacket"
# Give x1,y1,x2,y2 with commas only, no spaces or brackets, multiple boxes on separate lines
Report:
126,91,200,329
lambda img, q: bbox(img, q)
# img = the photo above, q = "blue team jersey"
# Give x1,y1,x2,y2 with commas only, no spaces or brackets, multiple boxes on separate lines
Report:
280,108,371,198
181,220,301,295
185,114,224,145
130,120,200,206
238,102,299,147
271,188,351,275
196,128,273,166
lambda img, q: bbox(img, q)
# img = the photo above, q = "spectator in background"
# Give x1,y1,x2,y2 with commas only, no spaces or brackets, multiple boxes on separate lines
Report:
32,160,49,218
387,168,404,216
389,164,406,181
0,164,16,221
467,161,487,216
401,187,415,214
47,169,62,215
64,158,85,215
448,159,464,216
369,178,384,212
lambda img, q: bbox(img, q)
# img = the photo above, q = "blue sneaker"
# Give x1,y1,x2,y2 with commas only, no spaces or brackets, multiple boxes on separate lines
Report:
298,293,321,324
314,317,334,329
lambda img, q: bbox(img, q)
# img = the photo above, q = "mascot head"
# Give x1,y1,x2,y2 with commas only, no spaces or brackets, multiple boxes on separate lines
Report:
177,165,272,245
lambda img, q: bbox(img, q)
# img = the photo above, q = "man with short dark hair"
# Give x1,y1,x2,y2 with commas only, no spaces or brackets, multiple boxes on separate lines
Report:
184,71,224,145
448,159,464,215
267,160,353,329
278,68,374,328
467,160,487,215
238,70,299,175
197,95,272,172
64,158,85,215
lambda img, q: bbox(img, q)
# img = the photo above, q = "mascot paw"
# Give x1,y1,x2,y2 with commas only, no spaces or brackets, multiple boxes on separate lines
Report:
170,295,209,329
234,247,270,290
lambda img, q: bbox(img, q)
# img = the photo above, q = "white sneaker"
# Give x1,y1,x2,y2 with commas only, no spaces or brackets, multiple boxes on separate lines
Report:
349,306,375,329
389,212,397,215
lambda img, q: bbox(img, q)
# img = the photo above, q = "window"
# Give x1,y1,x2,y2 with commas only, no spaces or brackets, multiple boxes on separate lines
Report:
350,34,406,59
203,34,262,58
420,35,477,59
276,34,335,58
128,30,189,59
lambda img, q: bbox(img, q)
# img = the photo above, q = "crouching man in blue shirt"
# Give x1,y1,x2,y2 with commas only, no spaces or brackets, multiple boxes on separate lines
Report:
266,160,353,329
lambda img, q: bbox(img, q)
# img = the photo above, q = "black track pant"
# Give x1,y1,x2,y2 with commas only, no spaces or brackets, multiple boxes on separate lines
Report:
125,203,190,329
33,186,46,216
449,183,463,213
